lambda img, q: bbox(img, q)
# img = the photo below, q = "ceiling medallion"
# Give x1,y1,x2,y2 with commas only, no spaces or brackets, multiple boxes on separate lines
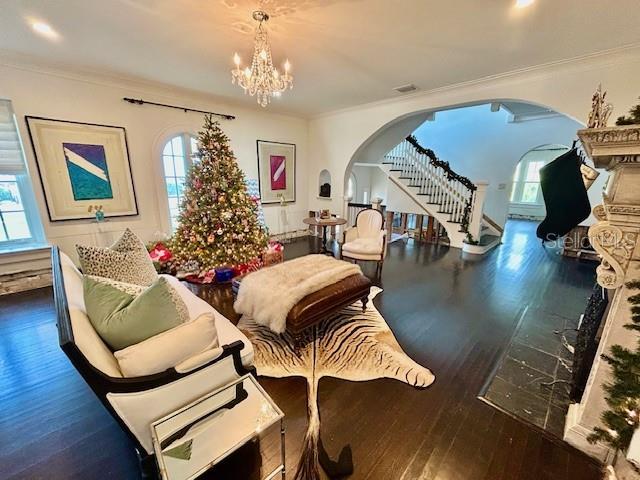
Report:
231,10,293,107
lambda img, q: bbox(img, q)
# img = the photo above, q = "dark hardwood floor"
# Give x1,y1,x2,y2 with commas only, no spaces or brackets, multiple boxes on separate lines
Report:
0,220,604,479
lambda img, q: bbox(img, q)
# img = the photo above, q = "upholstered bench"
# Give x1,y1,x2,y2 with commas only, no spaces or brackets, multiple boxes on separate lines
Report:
233,271,372,344
286,273,372,343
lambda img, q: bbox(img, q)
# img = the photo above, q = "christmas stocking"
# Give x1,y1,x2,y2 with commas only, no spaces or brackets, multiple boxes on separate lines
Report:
536,148,591,242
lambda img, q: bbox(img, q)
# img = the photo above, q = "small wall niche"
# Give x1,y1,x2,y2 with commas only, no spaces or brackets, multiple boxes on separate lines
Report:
318,169,332,198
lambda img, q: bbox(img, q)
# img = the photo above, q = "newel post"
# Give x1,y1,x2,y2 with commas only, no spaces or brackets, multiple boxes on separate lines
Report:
467,181,489,241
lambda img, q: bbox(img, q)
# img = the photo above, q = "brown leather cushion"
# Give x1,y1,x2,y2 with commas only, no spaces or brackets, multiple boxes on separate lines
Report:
286,273,372,334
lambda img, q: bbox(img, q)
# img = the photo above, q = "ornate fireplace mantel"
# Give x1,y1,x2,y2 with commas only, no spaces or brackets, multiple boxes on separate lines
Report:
578,125,640,289
565,125,640,471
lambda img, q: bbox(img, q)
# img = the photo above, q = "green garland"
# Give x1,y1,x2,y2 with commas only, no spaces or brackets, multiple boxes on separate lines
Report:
616,97,640,126
588,280,640,451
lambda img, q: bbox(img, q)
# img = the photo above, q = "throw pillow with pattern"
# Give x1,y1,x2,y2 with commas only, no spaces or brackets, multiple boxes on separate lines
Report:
77,228,158,286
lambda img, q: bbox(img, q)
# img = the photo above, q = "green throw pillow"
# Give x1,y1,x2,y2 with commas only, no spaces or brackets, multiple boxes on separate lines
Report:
83,275,187,351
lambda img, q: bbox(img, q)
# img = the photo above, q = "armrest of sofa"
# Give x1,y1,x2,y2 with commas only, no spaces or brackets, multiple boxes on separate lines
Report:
175,346,224,373
106,340,251,454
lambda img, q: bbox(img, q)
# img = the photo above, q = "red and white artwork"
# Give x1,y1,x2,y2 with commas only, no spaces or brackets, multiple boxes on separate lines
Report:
270,155,286,190
257,140,295,204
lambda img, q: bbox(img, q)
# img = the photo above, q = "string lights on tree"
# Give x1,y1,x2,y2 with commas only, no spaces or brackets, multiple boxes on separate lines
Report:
170,115,268,276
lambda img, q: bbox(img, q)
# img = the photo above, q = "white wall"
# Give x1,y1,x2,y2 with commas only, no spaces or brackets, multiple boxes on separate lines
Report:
385,180,424,216
370,167,388,204
307,45,640,222
350,164,390,206
0,61,309,269
411,105,607,226
351,165,372,203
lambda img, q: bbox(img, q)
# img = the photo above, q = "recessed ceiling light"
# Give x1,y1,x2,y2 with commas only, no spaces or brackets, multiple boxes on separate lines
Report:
515,0,535,8
30,21,59,40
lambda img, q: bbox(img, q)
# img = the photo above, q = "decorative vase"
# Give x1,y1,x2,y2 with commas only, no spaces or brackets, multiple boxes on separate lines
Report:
95,210,105,222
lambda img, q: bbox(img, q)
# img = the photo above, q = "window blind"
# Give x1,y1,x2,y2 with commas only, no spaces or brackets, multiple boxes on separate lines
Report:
0,100,26,174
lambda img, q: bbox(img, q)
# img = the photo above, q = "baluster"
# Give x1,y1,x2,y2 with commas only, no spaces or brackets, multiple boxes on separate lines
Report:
429,163,435,197
431,169,438,204
403,142,409,174
410,153,416,183
425,162,430,196
446,180,451,213
442,179,447,212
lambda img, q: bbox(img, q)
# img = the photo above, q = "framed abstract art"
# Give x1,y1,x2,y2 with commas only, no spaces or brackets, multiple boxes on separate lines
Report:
256,140,295,204
25,116,138,221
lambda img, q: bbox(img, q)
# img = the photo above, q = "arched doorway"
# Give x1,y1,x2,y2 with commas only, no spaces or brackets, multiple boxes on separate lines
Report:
341,100,602,251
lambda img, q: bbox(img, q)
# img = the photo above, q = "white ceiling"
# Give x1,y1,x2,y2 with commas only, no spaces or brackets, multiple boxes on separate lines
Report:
1,0,640,116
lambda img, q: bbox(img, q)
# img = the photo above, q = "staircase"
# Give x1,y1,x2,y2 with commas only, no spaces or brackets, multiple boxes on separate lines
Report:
381,135,501,253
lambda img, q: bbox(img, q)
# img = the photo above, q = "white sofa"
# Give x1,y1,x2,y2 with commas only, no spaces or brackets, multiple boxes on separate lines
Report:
52,247,255,470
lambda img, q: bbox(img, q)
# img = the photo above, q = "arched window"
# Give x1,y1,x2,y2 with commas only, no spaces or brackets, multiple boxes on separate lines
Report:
162,133,198,231
510,144,569,205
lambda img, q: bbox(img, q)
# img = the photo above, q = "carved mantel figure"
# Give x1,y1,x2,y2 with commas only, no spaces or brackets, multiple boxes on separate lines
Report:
578,125,640,289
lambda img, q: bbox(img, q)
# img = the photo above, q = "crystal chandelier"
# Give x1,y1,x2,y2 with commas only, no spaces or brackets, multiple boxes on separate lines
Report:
231,10,293,107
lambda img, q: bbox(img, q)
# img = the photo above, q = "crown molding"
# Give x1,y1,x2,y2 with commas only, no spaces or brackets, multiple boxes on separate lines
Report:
3,42,640,122
0,50,307,121
311,42,640,120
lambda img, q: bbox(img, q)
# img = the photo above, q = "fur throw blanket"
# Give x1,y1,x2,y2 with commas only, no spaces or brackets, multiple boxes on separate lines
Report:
234,254,362,333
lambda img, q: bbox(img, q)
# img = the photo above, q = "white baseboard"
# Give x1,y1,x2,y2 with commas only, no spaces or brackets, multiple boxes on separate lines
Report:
269,229,310,242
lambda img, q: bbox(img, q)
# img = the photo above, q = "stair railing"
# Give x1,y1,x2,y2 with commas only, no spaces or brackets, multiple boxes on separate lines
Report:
384,136,478,235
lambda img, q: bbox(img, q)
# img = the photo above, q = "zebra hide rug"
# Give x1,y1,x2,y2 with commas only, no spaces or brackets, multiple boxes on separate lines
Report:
238,287,435,480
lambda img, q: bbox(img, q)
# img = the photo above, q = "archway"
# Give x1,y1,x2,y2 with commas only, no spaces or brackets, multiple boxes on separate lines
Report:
341,99,602,249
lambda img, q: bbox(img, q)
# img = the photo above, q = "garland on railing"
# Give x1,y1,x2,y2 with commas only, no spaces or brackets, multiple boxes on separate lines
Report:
405,135,477,192
405,135,477,235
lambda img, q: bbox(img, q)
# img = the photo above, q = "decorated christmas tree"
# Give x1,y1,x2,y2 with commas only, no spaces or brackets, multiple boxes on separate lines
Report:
170,115,268,275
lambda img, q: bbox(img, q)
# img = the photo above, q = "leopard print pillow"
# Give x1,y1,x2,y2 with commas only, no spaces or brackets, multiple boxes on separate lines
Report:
77,229,158,286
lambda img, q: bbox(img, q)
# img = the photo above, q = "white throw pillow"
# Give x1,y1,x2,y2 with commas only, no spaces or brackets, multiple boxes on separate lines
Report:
114,312,219,377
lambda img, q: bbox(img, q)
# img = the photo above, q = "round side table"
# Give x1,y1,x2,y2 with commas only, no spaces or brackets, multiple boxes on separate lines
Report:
303,216,347,254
